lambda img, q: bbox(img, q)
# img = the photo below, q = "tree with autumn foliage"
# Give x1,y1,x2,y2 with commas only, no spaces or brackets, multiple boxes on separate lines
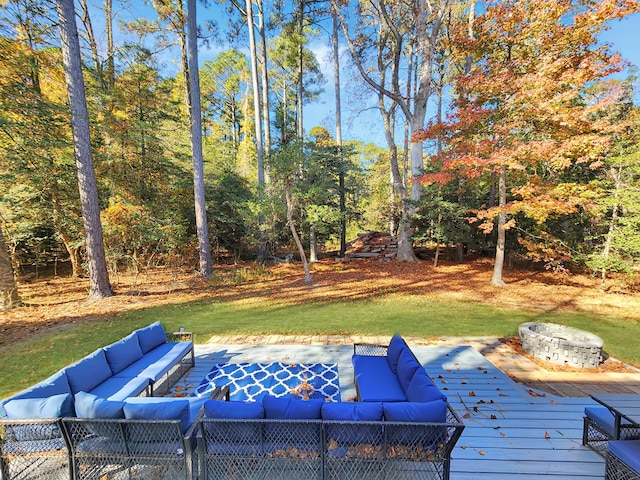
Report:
415,0,640,286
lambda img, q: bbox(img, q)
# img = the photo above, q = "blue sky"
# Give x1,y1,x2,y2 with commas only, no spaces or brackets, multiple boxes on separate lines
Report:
304,12,640,147
101,4,640,148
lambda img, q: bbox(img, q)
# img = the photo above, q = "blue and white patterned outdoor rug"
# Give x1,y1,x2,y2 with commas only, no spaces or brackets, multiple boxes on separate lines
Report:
193,362,340,402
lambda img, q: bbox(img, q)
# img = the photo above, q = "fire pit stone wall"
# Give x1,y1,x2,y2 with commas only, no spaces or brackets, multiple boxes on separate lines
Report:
519,322,603,369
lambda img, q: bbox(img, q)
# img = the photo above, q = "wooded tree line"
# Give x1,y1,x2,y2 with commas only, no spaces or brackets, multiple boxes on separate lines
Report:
1,0,639,307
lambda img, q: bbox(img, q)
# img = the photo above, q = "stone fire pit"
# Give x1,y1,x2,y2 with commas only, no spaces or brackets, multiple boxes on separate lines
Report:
519,322,603,369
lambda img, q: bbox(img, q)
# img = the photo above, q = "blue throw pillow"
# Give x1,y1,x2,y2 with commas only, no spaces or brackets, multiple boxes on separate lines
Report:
396,348,421,393
205,400,264,419
103,333,143,374
405,369,447,403
65,349,113,394
4,393,74,419
123,398,190,432
383,400,447,423
74,391,124,419
262,395,323,419
135,322,167,354
387,334,405,373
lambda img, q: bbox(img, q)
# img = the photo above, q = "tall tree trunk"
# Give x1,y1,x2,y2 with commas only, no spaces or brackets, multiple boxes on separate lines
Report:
332,8,347,257
57,0,113,299
309,226,317,262
491,167,507,286
296,0,304,140
50,182,83,277
187,0,212,278
104,0,114,89
600,165,623,290
285,183,312,282
0,228,20,309
257,0,271,156
78,0,103,89
246,0,267,263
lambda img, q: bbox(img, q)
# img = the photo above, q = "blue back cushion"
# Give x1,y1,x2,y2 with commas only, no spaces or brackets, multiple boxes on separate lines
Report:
103,333,144,375
383,400,447,423
396,348,421,392
262,395,323,420
4,393,74,419
387,334,405,373
74,391,124,419
262,395,323,451
135,322,167,354
204,400,264,449
383,400,448,446
205,400,264,419
322,401,383,444
65,349,113,394
1,370,72,416
405,369,447,403
322,402,383,422
123,398,190,432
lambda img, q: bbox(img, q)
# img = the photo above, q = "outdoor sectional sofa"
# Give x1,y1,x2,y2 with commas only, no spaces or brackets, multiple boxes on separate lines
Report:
1,331,464,480
194,334,465,480
0,321,196,480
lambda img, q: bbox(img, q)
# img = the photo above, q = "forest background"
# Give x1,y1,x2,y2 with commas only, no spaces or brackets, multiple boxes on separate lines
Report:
2,0,640,309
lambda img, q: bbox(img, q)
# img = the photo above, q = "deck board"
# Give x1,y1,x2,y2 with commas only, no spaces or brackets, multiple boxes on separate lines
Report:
173,343,604,479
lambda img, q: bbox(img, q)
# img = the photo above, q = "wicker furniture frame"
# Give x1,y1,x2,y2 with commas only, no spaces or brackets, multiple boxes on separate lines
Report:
0,388,228,480
605,441,640,480
583,415,640,457
195,412,464,480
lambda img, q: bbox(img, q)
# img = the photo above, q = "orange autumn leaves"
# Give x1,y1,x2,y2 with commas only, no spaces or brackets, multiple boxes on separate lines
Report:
413,0,640,265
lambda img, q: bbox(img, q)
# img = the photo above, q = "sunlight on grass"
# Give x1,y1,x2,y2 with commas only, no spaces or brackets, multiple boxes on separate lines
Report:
0,293,638,398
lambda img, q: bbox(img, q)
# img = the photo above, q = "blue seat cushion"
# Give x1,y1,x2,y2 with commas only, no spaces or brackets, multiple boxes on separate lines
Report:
352,355,406,402
396,348,421,393
609,440,640,473
103,333,144,374
74,392,124,419
89,375,149,401
585,406,617,436
123,398,190,433
322,401,383,444
205,400,264,419
65,349,113,394
405,369,447,403
113,342,192,382
387,334,405,373
135,322,168,354
4,393,74,419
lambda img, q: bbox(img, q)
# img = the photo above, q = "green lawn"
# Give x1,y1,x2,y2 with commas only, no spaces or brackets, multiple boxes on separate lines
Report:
1,293,638,398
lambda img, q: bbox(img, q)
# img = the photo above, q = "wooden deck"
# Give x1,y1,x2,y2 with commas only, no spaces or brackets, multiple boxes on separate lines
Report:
419,345,603,479
173,343,604,480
